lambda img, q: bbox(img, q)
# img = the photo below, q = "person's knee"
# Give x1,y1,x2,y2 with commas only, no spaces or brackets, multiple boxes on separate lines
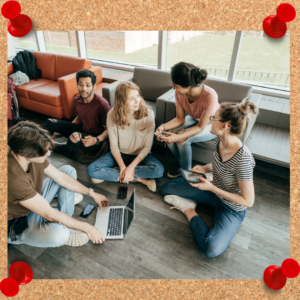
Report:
200,241,224,258
70,132,81,144
59,165,77,180
155,162,164,177
43,118,56,130
47,225,70,247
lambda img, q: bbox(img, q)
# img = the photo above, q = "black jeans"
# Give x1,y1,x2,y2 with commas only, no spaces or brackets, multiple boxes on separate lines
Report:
43,118,103,153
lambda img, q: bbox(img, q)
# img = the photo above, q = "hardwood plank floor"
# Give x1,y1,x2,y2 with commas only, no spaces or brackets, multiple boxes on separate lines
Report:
8,109,290,279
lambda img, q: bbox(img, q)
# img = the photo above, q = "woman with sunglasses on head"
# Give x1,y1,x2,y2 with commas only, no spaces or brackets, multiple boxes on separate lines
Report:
87,81,164,192
156,62,219,178
161,100,257,257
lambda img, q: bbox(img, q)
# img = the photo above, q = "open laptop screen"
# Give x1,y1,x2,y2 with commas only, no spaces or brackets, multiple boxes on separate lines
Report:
123,190,135,235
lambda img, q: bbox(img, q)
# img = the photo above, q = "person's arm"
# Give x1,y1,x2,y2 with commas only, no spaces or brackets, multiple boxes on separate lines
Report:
97,125,108,142
190,177,255,207
156,106,185,134
44,164,109,209
72,115,81,124
19,194,105,243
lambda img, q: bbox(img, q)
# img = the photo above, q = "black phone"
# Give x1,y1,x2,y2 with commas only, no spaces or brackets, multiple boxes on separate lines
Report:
154,132,169,137
118,186,128,199
180,168,207,183
80,204,95,218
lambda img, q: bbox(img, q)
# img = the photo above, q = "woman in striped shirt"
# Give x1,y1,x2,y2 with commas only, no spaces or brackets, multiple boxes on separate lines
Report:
161,100,257,257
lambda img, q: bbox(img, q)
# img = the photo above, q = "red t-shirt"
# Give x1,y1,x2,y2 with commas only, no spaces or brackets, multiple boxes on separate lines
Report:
74,93,111,136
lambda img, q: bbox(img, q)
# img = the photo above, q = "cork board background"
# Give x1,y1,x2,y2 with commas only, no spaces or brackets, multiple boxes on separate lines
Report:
1,0,299,299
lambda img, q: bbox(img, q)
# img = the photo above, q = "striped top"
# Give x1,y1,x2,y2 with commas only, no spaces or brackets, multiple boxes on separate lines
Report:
212,137,255,211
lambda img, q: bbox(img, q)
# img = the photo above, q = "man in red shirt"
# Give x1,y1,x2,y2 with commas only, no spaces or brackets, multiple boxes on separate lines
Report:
43,69,111,155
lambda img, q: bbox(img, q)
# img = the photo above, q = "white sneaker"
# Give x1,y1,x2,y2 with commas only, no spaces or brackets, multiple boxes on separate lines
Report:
65,229,89,247
91,178,104,184
164,195,197,213
75,193,83,205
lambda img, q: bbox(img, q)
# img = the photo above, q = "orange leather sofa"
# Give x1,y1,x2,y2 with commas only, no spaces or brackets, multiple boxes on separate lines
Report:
7,52,110,119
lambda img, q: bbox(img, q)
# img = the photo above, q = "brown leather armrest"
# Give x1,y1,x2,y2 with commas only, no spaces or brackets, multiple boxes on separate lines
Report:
58,72,78,119
58,65,104,119
8,63,14,76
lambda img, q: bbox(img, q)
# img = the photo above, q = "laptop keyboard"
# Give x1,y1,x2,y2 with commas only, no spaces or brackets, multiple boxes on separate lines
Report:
107,208,123,236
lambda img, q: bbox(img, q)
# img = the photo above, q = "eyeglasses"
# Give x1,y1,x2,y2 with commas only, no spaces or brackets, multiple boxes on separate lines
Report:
209,116,229,126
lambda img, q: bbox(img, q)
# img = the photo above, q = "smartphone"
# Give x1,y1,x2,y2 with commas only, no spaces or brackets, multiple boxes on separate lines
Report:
154,132,169,137
80,204,95,218
118,186,128,199
180,168,207,183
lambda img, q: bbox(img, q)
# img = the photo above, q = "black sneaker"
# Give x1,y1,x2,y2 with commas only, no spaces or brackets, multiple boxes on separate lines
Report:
167,167,182,179
52,142,67,153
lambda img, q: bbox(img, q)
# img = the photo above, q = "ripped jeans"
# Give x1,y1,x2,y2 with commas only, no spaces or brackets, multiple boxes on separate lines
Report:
167,115,216,170
43,118,103,153
87,152,164,181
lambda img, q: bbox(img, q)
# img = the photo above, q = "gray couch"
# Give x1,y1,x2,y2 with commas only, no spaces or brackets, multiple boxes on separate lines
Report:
102,67,173,126
160,78,262,164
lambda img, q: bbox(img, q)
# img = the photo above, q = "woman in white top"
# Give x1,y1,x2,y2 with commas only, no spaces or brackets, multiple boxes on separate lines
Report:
87,81,164,192
161,99,257,257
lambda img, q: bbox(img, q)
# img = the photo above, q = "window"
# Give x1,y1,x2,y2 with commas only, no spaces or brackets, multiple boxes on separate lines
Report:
85,31,159,68
234,31,290,91
12,31,38,50
43,31,77,55
166,31,236,80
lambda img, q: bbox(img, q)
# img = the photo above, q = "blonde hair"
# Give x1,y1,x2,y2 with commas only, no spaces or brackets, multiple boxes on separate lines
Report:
112,81,150,129
219,99,258,135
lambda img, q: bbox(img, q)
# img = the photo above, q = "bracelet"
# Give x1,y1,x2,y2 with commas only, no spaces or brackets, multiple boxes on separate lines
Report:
87,188,94,197
162,124,166,131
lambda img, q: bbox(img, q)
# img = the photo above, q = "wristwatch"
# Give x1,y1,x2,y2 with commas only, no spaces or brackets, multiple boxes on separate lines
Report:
87,188,94,197
95,137,100,145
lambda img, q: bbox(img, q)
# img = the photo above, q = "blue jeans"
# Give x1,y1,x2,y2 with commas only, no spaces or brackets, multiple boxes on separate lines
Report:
8,165,76,248
87,152,164,182
161,178,246,257
167,115,216,170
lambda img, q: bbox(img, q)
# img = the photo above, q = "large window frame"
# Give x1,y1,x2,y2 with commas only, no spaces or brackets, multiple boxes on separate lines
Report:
12,30,290,99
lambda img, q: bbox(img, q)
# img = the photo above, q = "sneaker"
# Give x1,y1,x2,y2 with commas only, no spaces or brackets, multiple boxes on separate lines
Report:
164,195,197,213
91,178,104,184
52,142,67,153
50,192,83,208
146,179,156,192
167,167,182,179
65,229,89,247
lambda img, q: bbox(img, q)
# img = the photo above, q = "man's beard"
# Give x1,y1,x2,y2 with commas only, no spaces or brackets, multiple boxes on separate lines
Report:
80,90,93,99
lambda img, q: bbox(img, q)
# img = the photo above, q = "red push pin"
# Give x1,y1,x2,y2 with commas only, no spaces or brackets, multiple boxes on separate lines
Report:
264,258,300,290
263,3,296,39
0,262,33,297
1,0,32,37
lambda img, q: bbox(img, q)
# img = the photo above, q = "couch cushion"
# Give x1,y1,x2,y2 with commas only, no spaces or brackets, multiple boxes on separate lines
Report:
133,68,172,102
203,79,252,103
55,55,92,81
94,82,110,98
145,100,156,117
16,78,53,99
31,52,56,81
8,63,14,76
28,81,62,107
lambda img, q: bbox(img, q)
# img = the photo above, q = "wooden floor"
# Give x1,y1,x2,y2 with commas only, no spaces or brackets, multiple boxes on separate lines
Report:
8,109,290,279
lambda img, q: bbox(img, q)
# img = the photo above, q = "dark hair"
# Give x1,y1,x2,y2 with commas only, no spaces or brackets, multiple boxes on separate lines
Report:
171,62,208,88
219,100,258,135
76,69,96,86
8,121,55,158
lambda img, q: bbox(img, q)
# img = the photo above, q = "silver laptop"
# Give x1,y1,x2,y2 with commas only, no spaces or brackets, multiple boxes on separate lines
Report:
94,189,135,239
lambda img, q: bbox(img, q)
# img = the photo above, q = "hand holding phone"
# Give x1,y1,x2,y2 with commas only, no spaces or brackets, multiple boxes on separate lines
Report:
154,132,169,137
180,168,206,183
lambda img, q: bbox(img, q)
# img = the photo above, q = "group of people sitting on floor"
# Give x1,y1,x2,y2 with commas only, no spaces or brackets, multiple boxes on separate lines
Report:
8,61,257,257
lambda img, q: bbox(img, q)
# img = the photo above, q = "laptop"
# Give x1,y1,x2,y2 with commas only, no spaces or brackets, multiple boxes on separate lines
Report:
94,189,135,239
